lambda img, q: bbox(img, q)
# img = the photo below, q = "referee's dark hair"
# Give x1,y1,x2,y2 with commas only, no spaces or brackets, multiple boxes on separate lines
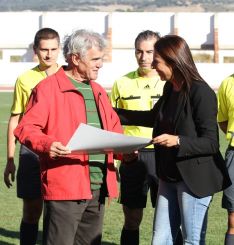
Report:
134,30,161,49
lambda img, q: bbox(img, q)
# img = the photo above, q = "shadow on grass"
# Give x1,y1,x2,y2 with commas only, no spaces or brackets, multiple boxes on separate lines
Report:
102,242,118,245
0,227,19,240
0,241,15,245
0,228,42,244
0,229,116,245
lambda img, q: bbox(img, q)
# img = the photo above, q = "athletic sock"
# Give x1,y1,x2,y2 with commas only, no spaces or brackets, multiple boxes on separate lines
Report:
225,233,234,245
120,227,139,245
174,228,183,245
20,221,38,245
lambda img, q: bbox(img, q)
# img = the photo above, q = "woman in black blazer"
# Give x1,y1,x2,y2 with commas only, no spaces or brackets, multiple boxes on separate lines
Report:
117,35,231,245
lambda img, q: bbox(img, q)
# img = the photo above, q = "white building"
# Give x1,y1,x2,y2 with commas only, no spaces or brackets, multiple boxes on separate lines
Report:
0,11,234,90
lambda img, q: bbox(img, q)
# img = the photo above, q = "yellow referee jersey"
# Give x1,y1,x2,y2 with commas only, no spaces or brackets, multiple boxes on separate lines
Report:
110,69,165,147
11,66,47,114
217,74,234,147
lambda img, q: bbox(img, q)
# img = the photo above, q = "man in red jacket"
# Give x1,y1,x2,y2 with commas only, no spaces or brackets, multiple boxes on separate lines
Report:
14,29,122,245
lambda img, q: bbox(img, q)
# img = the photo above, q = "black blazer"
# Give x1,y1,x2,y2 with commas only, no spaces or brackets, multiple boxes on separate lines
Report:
117,81,231,197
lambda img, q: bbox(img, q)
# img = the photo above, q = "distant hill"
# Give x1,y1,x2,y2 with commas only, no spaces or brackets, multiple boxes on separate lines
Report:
0,0,234,12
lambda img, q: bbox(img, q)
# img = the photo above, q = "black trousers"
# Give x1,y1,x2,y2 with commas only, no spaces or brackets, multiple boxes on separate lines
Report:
43,189,105,245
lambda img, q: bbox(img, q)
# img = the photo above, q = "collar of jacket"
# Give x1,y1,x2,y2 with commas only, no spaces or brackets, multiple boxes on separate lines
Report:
55,66,95,92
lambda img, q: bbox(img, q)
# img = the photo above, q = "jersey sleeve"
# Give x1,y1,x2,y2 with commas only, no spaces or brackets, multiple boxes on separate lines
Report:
110,80,122,108
10,77,25,114
217,80,228,123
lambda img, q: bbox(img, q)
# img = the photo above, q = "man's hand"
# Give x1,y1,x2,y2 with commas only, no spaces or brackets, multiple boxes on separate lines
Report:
122,151,138,163
4,158,16,188
49,142,71,159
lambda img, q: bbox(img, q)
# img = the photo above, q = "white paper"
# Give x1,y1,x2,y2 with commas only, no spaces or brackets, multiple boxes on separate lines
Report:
66,123,152,154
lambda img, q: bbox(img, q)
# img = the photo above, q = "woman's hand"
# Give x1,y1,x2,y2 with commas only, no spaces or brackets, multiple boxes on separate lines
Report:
152,134,179,147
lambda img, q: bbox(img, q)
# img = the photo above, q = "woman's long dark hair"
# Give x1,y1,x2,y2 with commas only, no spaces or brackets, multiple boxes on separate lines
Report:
154,35,205,94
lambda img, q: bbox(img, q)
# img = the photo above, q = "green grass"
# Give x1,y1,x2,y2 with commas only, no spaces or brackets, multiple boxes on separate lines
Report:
0,92,229,245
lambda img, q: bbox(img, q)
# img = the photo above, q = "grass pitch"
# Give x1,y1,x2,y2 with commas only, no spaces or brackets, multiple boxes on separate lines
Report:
0,92,228,244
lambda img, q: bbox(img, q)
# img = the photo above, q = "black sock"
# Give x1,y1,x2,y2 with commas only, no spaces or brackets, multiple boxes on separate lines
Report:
120,227,139,245
225,233,234,245
174,228,183,245
20,221,38,245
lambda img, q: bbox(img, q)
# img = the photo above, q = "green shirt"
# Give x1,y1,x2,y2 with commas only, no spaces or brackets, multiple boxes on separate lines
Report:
70,78,106,190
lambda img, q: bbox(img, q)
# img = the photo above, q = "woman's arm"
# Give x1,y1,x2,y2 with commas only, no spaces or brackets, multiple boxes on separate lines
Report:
114,108,155,128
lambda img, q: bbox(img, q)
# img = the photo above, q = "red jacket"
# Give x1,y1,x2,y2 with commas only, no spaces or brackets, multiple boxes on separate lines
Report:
14,67,123,200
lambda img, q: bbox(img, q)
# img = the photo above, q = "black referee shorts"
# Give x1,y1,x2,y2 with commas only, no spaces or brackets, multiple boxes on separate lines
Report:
17,144,41,199
119,149,158,208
